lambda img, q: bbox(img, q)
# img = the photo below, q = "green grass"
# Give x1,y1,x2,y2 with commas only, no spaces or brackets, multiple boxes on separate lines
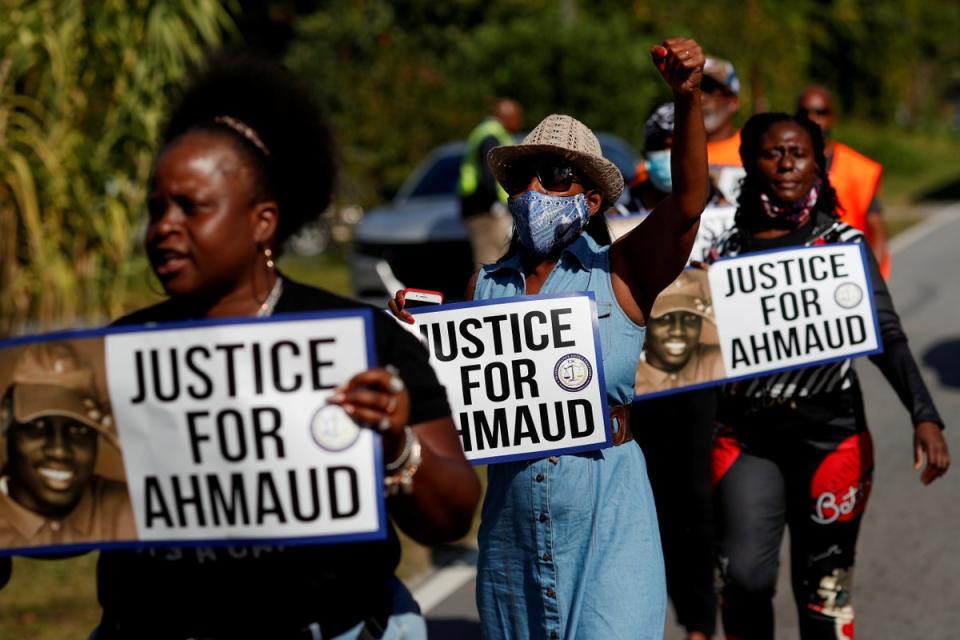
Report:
833,123,960,206
277,249,353,297
0,554,100,640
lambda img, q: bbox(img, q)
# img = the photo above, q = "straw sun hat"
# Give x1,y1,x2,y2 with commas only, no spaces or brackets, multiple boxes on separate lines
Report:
488,114,625,206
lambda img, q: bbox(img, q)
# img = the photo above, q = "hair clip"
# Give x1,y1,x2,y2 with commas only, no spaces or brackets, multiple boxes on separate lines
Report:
214,115,271,157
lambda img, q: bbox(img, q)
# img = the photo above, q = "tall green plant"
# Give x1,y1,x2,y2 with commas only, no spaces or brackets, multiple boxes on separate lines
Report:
0,0,234,335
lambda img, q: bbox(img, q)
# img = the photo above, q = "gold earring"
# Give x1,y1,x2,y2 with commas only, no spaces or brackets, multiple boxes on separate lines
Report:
264,247,275,270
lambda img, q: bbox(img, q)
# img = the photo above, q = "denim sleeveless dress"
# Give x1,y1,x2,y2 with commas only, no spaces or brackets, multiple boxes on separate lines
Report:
474,234,666,640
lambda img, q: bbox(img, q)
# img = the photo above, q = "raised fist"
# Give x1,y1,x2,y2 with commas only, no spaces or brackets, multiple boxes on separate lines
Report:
651,37,705,95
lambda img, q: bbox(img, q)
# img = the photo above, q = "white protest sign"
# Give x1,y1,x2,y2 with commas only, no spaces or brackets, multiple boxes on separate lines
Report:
407,294,611,464
105,311,386,545
709,243,880,379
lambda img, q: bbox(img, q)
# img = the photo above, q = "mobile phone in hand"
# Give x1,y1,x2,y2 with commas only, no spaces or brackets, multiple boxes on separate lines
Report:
400,288,444,309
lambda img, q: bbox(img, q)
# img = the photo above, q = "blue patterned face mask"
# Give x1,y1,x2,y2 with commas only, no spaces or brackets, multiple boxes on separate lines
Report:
508,191,591,257
645,149,672,192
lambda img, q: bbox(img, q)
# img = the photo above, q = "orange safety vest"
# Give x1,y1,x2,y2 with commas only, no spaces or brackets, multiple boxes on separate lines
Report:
829,142,888,277
707,131,742,167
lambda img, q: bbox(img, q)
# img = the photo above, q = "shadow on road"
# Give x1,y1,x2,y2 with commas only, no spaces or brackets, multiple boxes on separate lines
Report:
427,618,481,639
922,338,960,387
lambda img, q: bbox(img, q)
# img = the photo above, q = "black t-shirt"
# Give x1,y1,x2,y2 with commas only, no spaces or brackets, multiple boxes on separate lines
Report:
96,279,450,639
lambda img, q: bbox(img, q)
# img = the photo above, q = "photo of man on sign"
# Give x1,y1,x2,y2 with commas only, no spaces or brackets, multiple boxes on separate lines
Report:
0,342,134,550
635,269,726,396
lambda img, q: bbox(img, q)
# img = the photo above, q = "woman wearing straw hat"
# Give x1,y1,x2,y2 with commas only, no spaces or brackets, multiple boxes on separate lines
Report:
395,37,709,639
478,36,708,639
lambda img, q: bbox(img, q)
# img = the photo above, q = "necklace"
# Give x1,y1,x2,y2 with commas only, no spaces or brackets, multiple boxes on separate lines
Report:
257,277,284,317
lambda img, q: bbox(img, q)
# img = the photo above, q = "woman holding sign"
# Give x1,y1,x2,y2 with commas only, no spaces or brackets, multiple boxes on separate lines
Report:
395,38,710,639
81,55,481,639
707,112,950,639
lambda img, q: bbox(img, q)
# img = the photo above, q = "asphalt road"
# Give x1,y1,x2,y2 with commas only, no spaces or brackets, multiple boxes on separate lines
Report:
414,205,960,639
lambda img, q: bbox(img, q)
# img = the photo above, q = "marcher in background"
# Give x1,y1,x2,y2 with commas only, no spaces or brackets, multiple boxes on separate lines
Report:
708,112,949,640
459,98,523,269
0,343,133,550
797,85,890,278
628,103,723,640
702,56,745,204
627,102,677,215
393,36,710,640
89,54,480,639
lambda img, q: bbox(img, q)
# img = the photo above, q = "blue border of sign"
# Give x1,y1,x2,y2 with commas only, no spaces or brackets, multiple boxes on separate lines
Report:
0,308,389,557
632,242,884,402
409,291,614,465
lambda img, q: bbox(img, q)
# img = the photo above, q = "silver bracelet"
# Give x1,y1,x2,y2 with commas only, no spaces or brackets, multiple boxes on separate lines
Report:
384,427,422,496
385,426,414,471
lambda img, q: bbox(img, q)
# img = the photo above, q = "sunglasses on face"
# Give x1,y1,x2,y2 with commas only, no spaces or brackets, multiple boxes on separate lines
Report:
700,76,734,97
503,157,583,195
799,106,831,117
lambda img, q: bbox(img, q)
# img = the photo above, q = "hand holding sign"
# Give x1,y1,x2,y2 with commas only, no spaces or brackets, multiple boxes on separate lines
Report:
388,290,416,325
328,366,410,464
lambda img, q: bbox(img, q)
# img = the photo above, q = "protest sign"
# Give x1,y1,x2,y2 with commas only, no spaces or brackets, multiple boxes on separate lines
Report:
0,310,384,556
710,243,880,377
408,294,611,464
634,243,881,399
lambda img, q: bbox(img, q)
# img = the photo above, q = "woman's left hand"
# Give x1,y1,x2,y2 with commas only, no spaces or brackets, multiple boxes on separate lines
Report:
651,37,704,96
914,421,950,485
328,366,411,462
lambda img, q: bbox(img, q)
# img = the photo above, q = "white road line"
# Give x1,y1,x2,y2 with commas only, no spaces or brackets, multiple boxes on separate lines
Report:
413,562,477,614
890,203,960,255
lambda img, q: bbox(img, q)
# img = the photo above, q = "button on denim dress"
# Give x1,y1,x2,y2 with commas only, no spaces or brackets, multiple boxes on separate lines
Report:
474,234,666,640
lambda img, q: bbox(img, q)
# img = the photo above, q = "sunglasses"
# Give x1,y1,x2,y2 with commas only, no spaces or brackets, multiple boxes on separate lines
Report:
700,76,734,96
798,106,831,117
502,157,584,195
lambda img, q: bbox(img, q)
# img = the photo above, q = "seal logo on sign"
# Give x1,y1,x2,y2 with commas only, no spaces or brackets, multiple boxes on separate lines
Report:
834,282,863,309
554,354,593,392
310,404,360,451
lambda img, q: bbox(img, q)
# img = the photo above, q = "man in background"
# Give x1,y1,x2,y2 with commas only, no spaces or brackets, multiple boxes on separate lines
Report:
702,57,745,205
458,98,523,269
797,84,891,277
633,271,723,640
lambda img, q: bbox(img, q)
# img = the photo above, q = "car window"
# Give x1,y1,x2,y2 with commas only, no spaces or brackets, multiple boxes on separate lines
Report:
401,151,464,199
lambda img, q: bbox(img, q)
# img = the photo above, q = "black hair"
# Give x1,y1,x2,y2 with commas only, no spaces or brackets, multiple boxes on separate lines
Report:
735,112,839,231
161,52,336,248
